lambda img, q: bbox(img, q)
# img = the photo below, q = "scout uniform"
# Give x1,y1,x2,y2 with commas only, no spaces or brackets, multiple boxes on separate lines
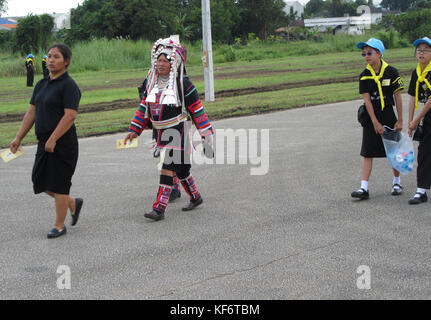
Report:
359,60,404,157
25,54,35,87
408,37,431,204
42,55,49,79
351,38,404,200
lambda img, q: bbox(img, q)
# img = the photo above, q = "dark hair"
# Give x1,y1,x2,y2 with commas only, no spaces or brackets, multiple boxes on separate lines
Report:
48,43,72,68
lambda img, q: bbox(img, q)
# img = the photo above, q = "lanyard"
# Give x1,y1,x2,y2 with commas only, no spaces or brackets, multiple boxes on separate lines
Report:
415,62,431,111
360,60,389,110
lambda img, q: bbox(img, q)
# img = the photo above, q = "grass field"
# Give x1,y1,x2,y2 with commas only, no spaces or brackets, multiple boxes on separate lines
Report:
0,46,419,149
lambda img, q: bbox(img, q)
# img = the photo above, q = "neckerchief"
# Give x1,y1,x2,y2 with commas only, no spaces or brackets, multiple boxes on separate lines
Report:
360,59,389,110
415,62,431,111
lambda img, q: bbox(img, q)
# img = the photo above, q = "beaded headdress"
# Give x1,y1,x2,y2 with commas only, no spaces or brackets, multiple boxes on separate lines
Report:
146,38,187,108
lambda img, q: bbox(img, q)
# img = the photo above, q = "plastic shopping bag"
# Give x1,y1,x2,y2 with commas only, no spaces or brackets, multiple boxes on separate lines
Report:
381,126,415,175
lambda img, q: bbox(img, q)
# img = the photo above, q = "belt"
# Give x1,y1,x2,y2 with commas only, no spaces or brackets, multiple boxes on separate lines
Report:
151,114,188,130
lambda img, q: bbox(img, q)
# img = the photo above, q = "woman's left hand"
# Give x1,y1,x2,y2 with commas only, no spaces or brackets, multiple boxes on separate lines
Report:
45,138,56,153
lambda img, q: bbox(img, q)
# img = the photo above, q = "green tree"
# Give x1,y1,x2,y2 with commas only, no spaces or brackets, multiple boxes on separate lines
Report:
176,0,241,43
39,14,54,51
173,13,194,41
14,14,40,55
410,0,431,10
380,0,416,11
0,0,7,16
304,0,325,18
69,0,177,41
390,8,431,42
237,0,288,40
326,0,346,17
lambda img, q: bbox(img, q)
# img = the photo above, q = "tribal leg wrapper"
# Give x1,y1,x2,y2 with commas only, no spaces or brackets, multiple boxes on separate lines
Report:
153,175,173,213
180,174,201,201
172,174,181,193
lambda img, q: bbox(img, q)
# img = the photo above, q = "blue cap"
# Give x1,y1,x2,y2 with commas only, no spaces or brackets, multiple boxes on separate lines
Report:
27,54,34,59
413,37,431,48
43,55,47,59
357,38,385,56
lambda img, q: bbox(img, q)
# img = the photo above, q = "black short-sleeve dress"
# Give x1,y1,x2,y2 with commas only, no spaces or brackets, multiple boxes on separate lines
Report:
30,72,81,195
359,64,404,158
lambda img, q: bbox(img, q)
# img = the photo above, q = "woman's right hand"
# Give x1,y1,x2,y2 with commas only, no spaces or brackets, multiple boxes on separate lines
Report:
124,132,138,145
10,137,22,154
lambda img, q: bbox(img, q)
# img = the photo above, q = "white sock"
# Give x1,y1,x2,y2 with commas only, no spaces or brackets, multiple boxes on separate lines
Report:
393,177,401,186
361,180,368,191
416,188,426,195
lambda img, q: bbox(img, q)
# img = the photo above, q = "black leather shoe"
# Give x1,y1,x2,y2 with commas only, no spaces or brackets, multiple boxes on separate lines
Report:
144,210,165,221
47,227,67,239
169,189,181,202
391,184,403,196
351,188,369,200
71,198,84,226
408,192,428,205
182,197,203,211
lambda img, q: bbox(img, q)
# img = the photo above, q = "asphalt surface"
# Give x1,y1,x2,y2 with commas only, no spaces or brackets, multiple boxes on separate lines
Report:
1,94,431,300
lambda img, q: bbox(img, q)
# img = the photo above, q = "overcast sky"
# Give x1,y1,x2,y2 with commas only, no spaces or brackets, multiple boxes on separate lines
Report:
4,0,85,17
3,0,383,18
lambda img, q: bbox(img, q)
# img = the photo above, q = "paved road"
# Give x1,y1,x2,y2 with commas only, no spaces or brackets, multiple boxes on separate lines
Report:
1,94,430,300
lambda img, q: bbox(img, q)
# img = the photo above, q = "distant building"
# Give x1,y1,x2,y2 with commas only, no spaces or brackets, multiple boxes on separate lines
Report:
283,1,304,18
51,12,71,30
0,11,71,31
0,17,18,31
304,8,383,35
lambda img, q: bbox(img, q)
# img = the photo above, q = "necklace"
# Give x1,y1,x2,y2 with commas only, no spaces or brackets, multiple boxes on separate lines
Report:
158,76,169,90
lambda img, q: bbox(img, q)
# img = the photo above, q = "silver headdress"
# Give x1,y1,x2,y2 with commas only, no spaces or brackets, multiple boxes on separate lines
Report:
145,38,187,109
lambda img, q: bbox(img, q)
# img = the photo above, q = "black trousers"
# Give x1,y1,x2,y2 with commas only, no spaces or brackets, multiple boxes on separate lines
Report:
161,148,191,179
417,122,431,189
27,69,34,86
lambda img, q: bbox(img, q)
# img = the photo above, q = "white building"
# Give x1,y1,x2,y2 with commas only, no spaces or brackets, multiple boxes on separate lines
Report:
283,1,304,18
304,10,382,35
51,12,71,30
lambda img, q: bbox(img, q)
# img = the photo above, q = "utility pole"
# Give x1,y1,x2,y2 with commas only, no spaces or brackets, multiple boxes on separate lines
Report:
201,0,215,101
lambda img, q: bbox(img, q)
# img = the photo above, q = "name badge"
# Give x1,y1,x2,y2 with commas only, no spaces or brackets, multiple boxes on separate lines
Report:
382,79,391,86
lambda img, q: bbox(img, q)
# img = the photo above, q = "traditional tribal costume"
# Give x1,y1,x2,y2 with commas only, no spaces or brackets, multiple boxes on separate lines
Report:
128,38,214,220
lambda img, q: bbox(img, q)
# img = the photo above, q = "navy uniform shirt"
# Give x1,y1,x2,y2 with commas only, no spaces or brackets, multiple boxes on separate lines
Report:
30,72,81,140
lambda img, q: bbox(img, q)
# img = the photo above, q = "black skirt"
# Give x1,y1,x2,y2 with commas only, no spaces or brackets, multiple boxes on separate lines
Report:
360,104,397,158
32,132,78,195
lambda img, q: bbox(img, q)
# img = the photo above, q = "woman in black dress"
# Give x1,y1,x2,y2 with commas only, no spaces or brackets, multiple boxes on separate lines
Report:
10,44,83,239
351,38,404,200
407,37,431,205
